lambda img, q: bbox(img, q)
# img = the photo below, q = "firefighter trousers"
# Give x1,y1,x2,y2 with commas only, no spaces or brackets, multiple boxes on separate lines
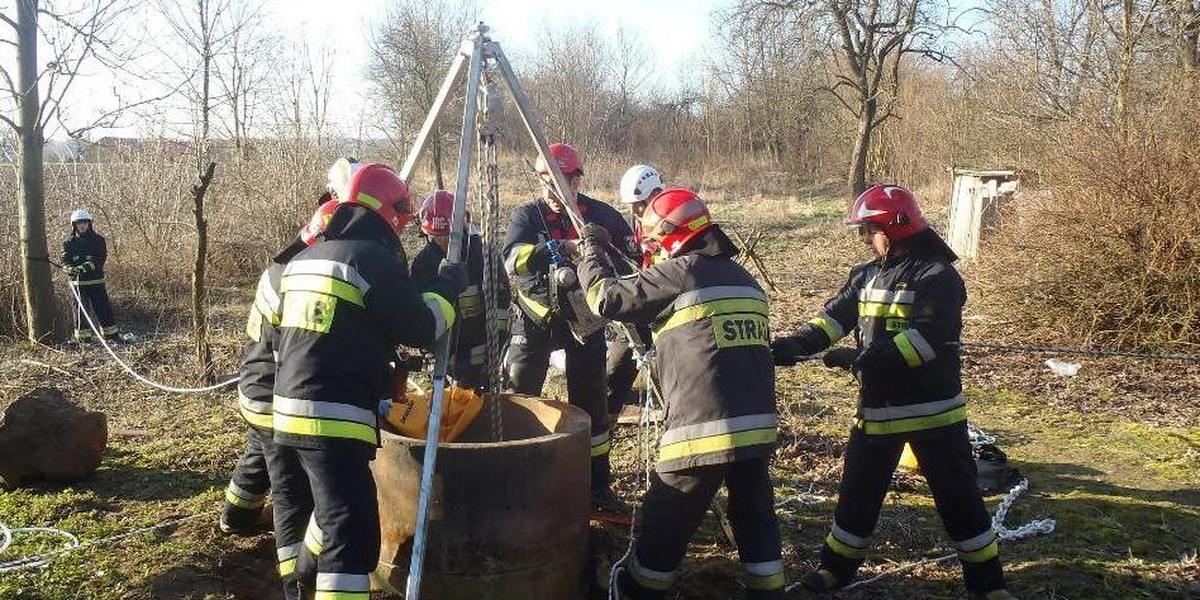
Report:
505,312,610,494
618,457,785,600
221,427,272,530
819,423,1006,593
71,282,117,340
267,442,312,600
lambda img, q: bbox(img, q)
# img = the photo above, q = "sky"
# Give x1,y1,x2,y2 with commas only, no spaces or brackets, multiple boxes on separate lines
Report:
264,0,724,140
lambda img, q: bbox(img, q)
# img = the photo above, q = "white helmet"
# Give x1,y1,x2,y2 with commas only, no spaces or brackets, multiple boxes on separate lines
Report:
326,157,361,200
619,165,665,205
69,209,93,224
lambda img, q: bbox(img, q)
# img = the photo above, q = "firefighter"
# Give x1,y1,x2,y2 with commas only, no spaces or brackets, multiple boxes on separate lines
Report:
270,163,464,600
62,209,119,342
605,165,666,416
770,185,1015,600
220,197,339,535
502,142,639,506
577,189,785,600
410,190,508,390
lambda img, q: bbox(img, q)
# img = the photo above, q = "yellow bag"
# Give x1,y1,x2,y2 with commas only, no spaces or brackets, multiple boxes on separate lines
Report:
384,386,484,442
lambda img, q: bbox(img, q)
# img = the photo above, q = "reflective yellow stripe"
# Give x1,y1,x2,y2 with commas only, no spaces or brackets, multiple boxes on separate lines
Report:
282,274,365,306
657,428,776,461
654,298,769,336
239,404,274,429
422,292,456,338
278,557,296,577
744,572,786,590
507,243,538,276
224,489,266,510
516,288,551,320
305,522,324,556
825,533,866,559
274,414,378,445
314,593,369,600
894,331,923,367
858,301,910,319
69,278,106,286
958,540,999,563
355,191,382,209
809,315,843,344
245,307,263,342
586,277,611,314
856,405,968,435
629,555,675,591
591,439,611,457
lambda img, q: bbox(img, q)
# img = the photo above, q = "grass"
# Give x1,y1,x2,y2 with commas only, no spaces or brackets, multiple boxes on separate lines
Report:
1,190,1197,599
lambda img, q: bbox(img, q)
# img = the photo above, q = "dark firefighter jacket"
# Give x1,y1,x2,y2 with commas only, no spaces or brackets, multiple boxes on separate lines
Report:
502,194,638,325
272,205,456,451
62,229,107,285
578,225,777,472
786,229,966,439
238,261,285,433
411,233,509,371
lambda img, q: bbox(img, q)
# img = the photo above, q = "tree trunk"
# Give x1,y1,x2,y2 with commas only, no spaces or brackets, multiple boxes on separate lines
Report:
848,97,877,198
432,126,445,191
192,162,216,382
16,0,55,343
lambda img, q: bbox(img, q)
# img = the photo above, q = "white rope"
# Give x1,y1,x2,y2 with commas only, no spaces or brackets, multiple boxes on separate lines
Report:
0,509,218,573
67,281,239,394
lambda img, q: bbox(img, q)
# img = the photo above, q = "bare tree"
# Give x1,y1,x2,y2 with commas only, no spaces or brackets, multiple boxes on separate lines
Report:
739,0,951,196
368,0,474,189
0,0,145,342
214,0,273,158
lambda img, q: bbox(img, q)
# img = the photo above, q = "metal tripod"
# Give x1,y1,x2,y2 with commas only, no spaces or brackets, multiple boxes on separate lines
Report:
395,22,605,600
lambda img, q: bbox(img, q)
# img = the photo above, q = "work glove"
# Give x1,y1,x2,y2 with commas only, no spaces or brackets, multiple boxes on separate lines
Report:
852,341,893,378
436,260,468,299
581,223,610,249
770,337,803,366
823,347,859,371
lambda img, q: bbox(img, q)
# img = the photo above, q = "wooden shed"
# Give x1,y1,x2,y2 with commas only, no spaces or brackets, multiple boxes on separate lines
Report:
946,168,1021,259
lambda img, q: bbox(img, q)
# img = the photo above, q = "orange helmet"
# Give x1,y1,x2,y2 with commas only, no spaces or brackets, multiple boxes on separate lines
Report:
846,184,928,241
418,190,469,236
534,142,584,178
336,163,413,238
299,198,339,246
640,188,712,257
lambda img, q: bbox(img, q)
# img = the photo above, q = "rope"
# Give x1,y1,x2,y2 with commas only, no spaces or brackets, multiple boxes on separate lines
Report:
0,509,219,573
67,281,239,394
956,340,1200,362
608,348,663,600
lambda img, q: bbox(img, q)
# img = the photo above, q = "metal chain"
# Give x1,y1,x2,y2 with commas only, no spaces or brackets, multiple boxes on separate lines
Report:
956,340,1200,363
478,73,505,442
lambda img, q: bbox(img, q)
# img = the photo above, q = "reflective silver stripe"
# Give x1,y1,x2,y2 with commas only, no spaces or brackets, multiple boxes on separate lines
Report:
659,414,778,446
859,288,914,304
903,330,937,363
742,560,784,576
277,543,302,561
831,523,869,548
858,395,965,422
228,481,266,502
283,259,371,296
591,431,610,447
460,284,479,298
631,553,675,582
510,334,526,345
470,344,487,357
273,396,377,427
955,529,996,552
238,389,272,415
673,285,767,310
256,270,281,313
315,572,371,591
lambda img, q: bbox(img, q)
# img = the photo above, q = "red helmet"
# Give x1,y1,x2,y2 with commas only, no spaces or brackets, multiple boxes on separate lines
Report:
535,142,584,178
640,188,713,257
299,198,339,246
337,163,413,238
846,184,928,241
418,190,469,236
